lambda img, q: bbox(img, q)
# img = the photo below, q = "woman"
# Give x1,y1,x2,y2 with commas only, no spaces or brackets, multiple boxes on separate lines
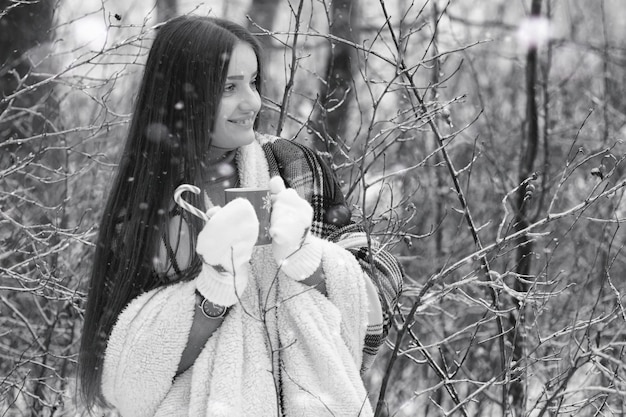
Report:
79,15,402,416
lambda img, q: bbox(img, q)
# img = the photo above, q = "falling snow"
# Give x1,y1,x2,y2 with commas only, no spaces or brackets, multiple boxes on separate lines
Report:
516,16,551,50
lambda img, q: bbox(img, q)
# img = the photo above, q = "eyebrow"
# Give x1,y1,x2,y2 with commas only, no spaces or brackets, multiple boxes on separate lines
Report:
226,72,258,81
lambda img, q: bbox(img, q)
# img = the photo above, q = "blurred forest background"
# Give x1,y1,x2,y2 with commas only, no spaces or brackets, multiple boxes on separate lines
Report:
1,0,625,415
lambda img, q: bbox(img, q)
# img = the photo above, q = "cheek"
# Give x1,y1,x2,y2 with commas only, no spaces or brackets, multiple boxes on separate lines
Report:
216,105,229,122
216,98,233,118
211,113,227,140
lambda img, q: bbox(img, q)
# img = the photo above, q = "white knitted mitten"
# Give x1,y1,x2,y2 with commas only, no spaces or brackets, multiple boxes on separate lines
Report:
195,198,259,306
269,176,322,281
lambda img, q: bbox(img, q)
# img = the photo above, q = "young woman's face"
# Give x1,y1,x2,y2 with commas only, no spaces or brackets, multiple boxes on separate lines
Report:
211,42,261,151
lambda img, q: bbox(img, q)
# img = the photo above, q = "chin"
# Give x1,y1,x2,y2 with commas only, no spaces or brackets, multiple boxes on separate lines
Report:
211,127,257,150
239,131,256,146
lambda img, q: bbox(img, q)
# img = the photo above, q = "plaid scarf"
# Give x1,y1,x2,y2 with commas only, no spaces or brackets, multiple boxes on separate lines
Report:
258,133,404,359
260,135,349,238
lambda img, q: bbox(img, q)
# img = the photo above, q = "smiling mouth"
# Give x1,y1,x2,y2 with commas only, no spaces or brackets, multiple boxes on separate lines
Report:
228,117,255,127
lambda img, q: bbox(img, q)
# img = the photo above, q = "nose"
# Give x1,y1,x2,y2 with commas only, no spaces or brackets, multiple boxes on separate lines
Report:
238,85,261,113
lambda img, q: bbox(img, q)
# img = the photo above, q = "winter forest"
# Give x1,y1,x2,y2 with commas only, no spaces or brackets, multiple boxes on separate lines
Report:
1,0,625,415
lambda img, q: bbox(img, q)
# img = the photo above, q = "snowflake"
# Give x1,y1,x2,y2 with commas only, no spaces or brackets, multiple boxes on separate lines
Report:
262,193,272,212
517,16,551,50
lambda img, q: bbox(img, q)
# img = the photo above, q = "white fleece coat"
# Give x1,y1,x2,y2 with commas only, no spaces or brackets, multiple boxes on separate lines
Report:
101,137,374,416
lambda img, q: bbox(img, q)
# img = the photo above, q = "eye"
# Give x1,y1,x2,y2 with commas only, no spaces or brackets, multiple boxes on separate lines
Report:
250,78,258,89
223,83,235,94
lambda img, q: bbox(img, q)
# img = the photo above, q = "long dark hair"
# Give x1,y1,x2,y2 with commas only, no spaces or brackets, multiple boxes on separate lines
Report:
78,15,263,409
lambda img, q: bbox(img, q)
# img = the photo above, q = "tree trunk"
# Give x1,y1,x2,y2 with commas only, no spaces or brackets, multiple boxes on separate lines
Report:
246,0,280,60
0,2,56,413
156,0,177,23
510,0,543,414
0,0,53,117
309,0,359,164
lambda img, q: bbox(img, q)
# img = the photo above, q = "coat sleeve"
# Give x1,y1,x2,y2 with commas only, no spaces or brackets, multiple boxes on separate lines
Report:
101,280,197,417
328,224,404,372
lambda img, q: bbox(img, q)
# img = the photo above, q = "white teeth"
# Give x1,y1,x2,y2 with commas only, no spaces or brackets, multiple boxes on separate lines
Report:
231,118,253,125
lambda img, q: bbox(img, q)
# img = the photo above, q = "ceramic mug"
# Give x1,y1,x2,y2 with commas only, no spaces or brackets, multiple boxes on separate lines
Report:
224,187,272,245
